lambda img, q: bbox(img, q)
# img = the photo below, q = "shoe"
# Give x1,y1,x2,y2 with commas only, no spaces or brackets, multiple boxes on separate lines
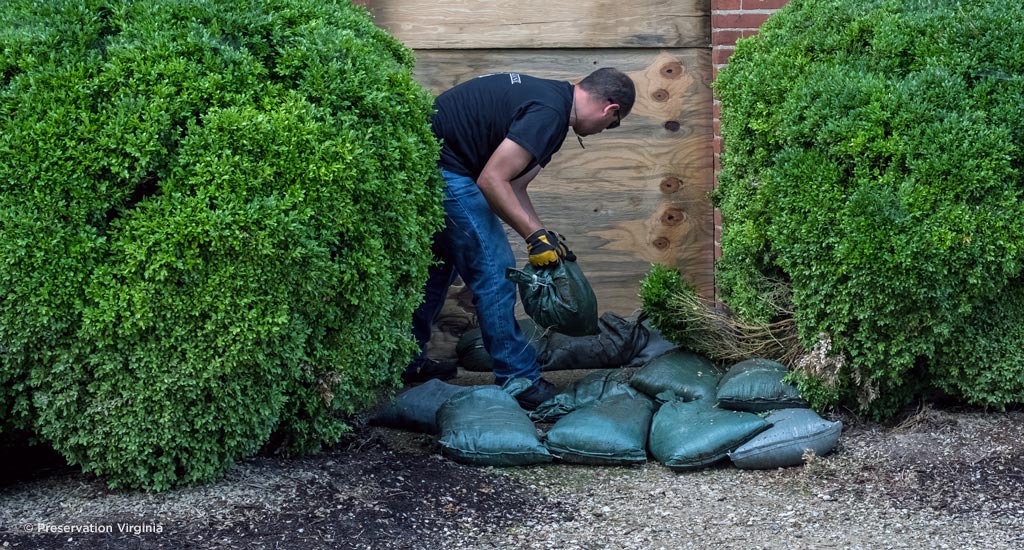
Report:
402,358,458,384
514,378,558,410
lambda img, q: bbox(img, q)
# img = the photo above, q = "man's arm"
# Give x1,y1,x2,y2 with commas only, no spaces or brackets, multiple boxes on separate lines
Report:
510,164,542,225
476,138,544,239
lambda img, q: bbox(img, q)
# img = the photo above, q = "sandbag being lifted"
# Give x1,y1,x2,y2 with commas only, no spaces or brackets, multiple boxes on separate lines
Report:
506,258,599,336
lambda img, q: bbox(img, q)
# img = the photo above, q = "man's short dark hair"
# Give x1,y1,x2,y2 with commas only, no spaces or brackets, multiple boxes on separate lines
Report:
578,68,636,118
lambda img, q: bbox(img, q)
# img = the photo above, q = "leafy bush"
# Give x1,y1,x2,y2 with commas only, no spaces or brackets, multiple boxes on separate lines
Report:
637,264,691,344
0,0,443,489
713,0,1024,417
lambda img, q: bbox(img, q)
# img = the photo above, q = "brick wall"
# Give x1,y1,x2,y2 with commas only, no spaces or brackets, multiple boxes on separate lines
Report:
711,0,790,265
711,0,790,175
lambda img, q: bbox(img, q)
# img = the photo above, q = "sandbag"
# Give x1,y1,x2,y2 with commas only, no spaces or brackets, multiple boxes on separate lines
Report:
540,312,650,371
459,313,649,373
369,379,467,434
630,350,723,403
648,399,770,471
730,408,843,469
716,358,808,412
544,393,654,465
529,369,638,423
621,321,679,369
436,385,552,466
506,258,599,336
456,319,549,372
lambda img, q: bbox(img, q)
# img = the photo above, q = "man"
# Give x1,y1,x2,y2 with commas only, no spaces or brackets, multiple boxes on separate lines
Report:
404,68,636,410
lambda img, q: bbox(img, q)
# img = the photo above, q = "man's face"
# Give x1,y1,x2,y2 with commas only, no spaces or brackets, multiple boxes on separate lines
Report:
578,102,622,137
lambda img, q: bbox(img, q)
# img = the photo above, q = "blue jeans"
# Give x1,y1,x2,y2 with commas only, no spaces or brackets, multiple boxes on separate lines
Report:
410,170,541,383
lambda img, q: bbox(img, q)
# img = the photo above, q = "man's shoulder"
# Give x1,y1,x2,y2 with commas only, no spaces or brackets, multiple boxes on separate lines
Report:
462,72,564,90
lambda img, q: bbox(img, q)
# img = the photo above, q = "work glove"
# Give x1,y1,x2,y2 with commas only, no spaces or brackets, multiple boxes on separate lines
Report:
526,229,574,268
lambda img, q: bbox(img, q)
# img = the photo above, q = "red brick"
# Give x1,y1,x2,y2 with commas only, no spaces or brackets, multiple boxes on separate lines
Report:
712,12,771,30
743,0,790,9
712,29,746,47
712,0,742,10
712,46,735,66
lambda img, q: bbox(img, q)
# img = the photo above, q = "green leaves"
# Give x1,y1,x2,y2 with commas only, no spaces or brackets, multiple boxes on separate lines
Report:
714,0,1024,417
1,0,442,489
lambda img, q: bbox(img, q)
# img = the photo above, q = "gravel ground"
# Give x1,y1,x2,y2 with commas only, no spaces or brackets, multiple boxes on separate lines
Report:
460,409,1024,549
430,399,1024,550
1,368,1022,550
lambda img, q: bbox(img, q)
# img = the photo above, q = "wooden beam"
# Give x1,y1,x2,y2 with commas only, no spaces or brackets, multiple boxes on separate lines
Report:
369,0,710,49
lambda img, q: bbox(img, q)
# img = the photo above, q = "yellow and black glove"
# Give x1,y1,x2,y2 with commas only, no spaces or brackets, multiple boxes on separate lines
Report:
526,229,572,268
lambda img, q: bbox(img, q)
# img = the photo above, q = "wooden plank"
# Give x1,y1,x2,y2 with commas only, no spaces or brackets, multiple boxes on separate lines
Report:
369,0,709,49
420,49,714,358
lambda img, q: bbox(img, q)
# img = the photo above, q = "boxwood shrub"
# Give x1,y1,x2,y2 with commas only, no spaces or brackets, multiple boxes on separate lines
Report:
0,0,443,489
712,0,1024,418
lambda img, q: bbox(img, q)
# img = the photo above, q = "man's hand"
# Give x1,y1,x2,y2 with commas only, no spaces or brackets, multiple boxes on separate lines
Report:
526,229,563,268
550,231,576,262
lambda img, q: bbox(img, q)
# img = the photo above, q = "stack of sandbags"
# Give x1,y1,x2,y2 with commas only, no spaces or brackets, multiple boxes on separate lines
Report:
374,341,842,471
711,359,842,469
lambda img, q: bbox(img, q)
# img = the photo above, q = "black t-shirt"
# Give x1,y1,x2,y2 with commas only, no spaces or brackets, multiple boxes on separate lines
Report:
431,73,573,180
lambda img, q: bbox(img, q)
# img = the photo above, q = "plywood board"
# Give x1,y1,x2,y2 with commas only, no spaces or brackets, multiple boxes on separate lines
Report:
416,49,714,357
369,0,709,49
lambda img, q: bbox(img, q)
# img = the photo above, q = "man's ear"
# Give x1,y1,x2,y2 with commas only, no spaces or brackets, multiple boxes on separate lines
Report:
604,103,621,116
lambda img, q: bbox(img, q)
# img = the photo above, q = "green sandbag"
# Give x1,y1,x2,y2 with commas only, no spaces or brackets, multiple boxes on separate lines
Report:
369,379,467,434
436,385,552,466
540,312,650,370
505,258,599,336
649,399,770,471
459,313,649,373
456,319,549,372
544,393,655,465
630,350,723,403
716,358,808,412
730,408,843,469
530,369,638,422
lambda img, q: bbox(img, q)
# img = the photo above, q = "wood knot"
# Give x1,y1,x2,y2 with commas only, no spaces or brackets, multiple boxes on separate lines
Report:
660,177,682,194
651,89,670,102
663,120,681,132
652,237,671,250
660,207,686,226
660,62,684,80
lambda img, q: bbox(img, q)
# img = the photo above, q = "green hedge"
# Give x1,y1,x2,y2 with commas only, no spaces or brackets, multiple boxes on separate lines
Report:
712,0,1024,418
0,0,443,489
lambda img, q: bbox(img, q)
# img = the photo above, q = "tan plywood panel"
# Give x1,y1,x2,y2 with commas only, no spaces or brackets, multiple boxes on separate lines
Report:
418,49,714,357
369,0,709,49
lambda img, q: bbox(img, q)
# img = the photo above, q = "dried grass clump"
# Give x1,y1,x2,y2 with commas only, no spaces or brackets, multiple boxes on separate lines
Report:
658,281,802,366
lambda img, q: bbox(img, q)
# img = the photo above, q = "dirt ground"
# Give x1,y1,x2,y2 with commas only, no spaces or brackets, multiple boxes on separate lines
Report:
2,369,1023,550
